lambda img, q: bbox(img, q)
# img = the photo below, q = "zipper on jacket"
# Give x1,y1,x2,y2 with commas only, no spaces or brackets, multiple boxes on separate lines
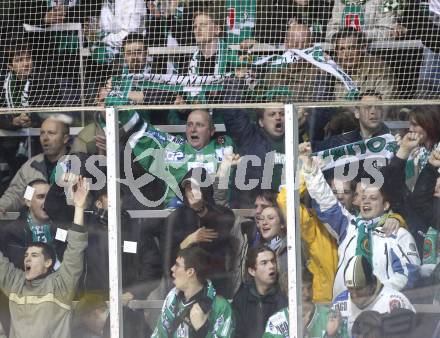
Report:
335,235,356,276
385,243,390,279
397,244,412,264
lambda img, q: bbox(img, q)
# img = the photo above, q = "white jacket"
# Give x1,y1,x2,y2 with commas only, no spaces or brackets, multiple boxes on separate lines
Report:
100,0,146,48
333,285,415,336
303,165,421,299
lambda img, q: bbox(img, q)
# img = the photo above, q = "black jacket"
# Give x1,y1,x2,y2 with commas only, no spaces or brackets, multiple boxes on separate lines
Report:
161,168,235,297
232,281,287,338
312,123,391,152
84,213,162,299
219,81,285,207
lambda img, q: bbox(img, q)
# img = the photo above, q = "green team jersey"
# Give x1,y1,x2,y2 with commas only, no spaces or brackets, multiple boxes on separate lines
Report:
116,111,234,205
263,305,330,338
152,280,235,338
225,0,256,44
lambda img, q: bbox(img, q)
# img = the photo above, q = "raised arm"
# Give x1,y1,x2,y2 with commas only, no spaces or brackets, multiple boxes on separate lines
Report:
299,142,353,242
218,80,258,146
54,176,89,300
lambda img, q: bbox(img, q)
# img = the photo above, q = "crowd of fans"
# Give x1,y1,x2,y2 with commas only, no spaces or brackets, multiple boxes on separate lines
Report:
0,0,440,338
1,0,440,108
0,96,438,337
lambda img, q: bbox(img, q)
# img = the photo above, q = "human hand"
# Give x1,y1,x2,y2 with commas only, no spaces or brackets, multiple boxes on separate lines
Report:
121,292,134,306
187,185,204,212
392,24,407,39
326,309,341,337
174,95,186,106
44,5,66,25
127,91,145,104
96,78,112,106
240,39,257,51
95,134,107,155
12,113,31,128
298,108,309,128
71,176,90,209
217,151,241,179
0,207,6,215
434,177,440,198
181,227,219,249
382,217,400,236
299,142,313,170
190,303,209,331
396,132,421,159
428,150,440,168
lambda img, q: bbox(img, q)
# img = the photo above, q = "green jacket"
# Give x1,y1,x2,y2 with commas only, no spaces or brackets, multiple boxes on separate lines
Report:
0,225,87,338
131,117,234,205
152,280,234,338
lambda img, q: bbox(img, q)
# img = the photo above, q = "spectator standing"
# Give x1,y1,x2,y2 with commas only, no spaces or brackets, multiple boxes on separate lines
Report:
232,245,287,338
328,255,415,337
162,168,235,297
220,100,285,207
331,29,395,100
228,189,279,297
256,206,287,272
152,246,235,338
0,116,70,212
115,108,233,207
176,3,239,106
278,182,338,302
405,106,440,191
0,180,66,270
312,93,389,151
260,20,331,103
263,269,331,338
326,0,406,42
300,142,421,298
0,175,89,338
80,188,162,301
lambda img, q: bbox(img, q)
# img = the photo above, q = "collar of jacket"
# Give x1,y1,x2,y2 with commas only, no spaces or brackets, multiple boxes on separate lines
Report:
25,269,54,286
248,280,280,301
176,279,217,305
356,123,390,140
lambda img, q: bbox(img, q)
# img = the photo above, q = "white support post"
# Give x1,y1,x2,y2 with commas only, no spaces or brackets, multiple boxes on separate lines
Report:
105,107,123,338
284,103,302,338
77,23,85,126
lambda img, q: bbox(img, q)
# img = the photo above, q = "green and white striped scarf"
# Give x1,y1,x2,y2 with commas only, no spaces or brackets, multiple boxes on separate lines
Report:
355,214,388,266
3,72,30,108
125,45,358,99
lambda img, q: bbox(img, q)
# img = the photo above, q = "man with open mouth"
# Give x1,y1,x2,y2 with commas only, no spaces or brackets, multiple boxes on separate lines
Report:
0,175,88,338
152,246,234,338
232,245,287,338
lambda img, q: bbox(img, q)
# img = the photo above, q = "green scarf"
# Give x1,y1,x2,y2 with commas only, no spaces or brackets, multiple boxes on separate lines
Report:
27,213,53,244
355,214,388,266
3,72,30,108
186,40,237,103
